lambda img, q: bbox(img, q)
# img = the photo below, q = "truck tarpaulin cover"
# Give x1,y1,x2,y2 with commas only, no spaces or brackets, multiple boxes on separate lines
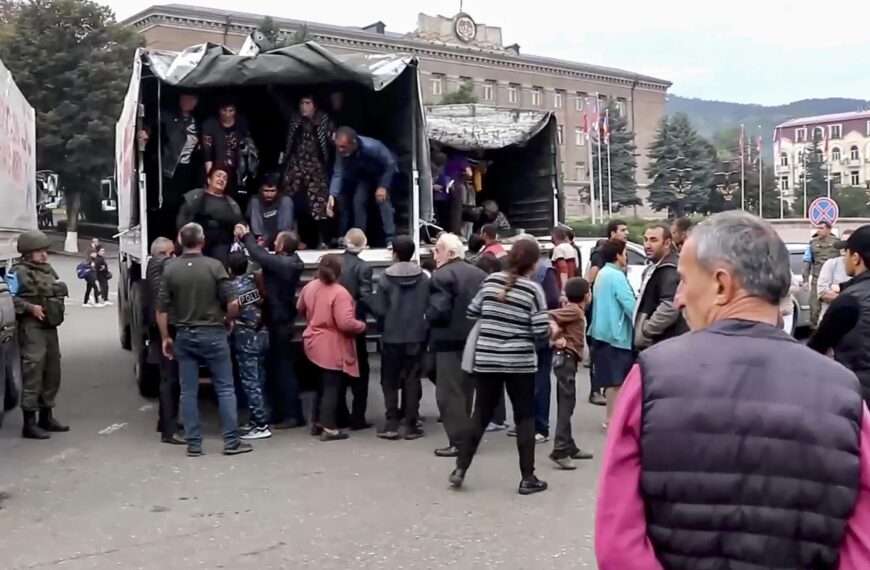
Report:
0,57,38,232
145,41,415,90
425,105,555,151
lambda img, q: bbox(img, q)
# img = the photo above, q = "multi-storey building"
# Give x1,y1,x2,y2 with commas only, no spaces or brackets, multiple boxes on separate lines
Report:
773,110,870,197
125,5,671,218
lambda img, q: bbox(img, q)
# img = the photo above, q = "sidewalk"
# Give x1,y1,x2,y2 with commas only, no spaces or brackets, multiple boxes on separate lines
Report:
46,231,118,258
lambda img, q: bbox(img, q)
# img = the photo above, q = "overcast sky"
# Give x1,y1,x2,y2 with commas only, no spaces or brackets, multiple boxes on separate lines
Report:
106,0,870,106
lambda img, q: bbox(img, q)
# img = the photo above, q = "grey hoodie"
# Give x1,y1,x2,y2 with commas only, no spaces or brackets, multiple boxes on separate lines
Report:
369,261,430,344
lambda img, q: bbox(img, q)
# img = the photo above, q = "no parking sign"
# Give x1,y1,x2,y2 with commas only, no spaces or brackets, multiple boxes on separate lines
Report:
808,197,839,227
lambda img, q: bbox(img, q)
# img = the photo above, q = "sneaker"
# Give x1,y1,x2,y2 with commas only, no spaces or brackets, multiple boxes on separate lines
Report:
535,433,549,444
238,422,256,434
589,392,607,406
96,302,107,307
103,300,115,306
506,427,518,437
550,455,577,470
571,448,594,460
449,468,466,488
400,426,425,440
223,441,254,455
82,302,95,308
485,422,508,432
320,430,349,442
187,447,204,457
240,426,272,440
518,475,549,495
377,430,401,441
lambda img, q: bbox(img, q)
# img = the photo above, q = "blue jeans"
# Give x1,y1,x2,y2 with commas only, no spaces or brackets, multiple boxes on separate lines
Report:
338,180,396,240
534,346,554,437
175,326,240,450
232,326,270,428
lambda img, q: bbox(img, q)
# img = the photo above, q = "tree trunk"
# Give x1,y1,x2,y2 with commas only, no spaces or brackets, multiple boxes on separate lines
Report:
64,191,80,253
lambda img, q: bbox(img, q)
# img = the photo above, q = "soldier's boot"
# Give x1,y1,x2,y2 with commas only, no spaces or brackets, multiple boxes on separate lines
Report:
22,411,50,440
39,409,69,433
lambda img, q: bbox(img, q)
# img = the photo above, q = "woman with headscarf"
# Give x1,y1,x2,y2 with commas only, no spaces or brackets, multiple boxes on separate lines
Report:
176,165,244,267
280,95,335,249
201,98,257,207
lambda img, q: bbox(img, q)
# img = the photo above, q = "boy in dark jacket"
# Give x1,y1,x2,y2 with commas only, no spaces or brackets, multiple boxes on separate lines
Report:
369,235,429,440
548,277,595,470
95,248,113,306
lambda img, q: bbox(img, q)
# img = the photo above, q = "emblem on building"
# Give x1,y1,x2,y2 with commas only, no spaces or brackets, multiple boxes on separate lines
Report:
454,13,477,43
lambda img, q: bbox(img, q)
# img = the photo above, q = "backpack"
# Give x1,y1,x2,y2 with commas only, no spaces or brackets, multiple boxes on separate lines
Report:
76,262,93,280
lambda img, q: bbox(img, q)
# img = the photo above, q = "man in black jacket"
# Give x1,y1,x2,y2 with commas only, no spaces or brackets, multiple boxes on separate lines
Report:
338,228,374,430
427,232,487,457
368,236,429,440
633,224,689,350
235,224,305,427
146,237,184,445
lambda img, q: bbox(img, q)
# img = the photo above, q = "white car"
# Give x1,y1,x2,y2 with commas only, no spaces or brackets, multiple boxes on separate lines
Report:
784,243,814,332
533,237,648,293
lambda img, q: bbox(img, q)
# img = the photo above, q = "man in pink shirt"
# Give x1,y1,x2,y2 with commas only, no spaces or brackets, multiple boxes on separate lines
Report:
595,211,870,570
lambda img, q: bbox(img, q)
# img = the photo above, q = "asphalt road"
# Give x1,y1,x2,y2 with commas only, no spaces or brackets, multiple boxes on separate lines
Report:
0,255,606,569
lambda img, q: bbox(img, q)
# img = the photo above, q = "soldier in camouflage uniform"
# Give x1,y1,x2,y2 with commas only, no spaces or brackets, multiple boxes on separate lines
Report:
802,221,840,329
9,230,69,439
227,252,270,440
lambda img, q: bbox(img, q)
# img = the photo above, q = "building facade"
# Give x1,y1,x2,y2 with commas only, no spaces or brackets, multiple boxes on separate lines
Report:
125,5,671,218
773,110,870,197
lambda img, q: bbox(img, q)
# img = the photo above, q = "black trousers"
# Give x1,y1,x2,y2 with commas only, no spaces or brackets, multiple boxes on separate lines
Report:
98,277,110,302
314,368,346,430
434,351,474,447
458,372,537,479
338,335,369,427
381,342,424,431
150,327,179,437
83,276,101,304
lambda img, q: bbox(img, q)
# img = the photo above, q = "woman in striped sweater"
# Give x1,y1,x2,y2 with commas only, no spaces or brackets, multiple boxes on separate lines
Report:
450,239,552,495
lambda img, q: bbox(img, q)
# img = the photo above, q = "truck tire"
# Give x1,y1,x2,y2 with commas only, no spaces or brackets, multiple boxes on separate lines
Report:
130,281,159,398
118,263,132,351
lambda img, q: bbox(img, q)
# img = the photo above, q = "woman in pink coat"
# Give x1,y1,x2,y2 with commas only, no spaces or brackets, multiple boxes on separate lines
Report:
297,254,366,441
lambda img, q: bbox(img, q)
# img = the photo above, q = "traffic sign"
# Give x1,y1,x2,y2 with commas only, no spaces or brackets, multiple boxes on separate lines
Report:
808,197,839,226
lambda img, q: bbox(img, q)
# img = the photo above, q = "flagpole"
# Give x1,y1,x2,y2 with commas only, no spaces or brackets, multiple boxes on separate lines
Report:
606,137,613,219
803,151,808,219
740,124,746,211
586,98,597,224
595,95,605,220
775,127,784,220
758,127,763,218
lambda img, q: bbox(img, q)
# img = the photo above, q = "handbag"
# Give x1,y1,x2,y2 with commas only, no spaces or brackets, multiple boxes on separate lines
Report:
461,320,482,374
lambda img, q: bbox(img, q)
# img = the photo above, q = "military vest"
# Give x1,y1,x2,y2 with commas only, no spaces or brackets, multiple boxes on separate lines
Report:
810,236,840,277
230,273,262,330
639,319,862,569
11,261,68,327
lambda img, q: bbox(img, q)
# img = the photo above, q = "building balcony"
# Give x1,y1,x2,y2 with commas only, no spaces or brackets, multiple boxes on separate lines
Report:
775,164,791,174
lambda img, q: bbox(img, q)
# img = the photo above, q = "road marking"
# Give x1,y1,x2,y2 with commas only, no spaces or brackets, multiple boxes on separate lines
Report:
139,404,153,412
98,423,127,435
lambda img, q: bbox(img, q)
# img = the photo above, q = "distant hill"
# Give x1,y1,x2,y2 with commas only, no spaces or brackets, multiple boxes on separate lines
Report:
665,95,870,157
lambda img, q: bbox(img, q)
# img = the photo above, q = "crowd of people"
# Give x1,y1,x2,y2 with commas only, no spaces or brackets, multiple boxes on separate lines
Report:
75,238,113,308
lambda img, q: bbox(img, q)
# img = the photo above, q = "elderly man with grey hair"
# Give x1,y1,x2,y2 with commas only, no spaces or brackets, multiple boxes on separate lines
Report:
156,223,251,457
427,232,487,457
595,211,870,570
146,236,184,445
337,228,375,430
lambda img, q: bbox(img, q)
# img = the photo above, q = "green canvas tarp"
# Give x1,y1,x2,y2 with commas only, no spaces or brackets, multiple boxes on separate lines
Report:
144,41,416,90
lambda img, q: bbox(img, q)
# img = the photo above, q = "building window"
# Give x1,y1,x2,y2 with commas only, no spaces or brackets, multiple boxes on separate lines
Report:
575,163,584,181
507,84,518,104
560,161,565,177
832,172,842,186
852,171,861,186
795,128,807,143
780,152,789,166
575,92,587,111
867,120,870,136
798,174,805,186
780,177,789,190
851,145,860,161
431,74,443,96
797,150,804,165
483,81,495,101
554,90,564,109
832,147,841,162
616,97,627,117
574,127,585,146
829,124,842,139
812,126,825,141
531,87,542,107
557,125,564,145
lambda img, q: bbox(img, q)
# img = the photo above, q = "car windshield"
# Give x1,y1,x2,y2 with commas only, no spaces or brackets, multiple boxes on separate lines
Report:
789,251,805,275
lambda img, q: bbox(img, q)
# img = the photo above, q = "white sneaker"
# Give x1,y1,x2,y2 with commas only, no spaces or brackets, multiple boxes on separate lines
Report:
534,433,549,444
103,300,114,306
97,302,107,307
240,426,272,440
82,302,95,308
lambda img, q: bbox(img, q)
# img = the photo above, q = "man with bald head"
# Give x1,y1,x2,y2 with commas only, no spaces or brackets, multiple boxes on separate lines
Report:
595,211,870,570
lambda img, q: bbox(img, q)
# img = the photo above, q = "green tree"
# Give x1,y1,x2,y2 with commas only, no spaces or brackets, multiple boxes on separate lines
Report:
791,131,828,217
439,79,478,105
258,16,283,46
833,186,870,218
646,113,715,216
711,126,742,160
592,99,640,212
0,0,142,225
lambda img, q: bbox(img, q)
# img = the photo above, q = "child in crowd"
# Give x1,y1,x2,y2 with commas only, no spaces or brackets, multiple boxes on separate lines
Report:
95,247,113,306
77,250,102,307
548,277,594,470
551,226,579,292
227,252,271,441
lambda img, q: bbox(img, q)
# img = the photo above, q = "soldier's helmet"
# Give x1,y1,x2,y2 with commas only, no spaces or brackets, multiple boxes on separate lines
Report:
17,230,52,254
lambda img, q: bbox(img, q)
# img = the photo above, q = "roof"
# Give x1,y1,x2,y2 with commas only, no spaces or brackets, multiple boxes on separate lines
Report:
425,104,554,150
125,4,671,88
777,110,870,128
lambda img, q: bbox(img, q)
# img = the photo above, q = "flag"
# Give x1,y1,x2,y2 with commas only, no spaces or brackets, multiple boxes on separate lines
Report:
756,134,762,165
583,100,589,136
590,98,600,142
823,128,829,154
739,125,745,159
602,109,610,145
